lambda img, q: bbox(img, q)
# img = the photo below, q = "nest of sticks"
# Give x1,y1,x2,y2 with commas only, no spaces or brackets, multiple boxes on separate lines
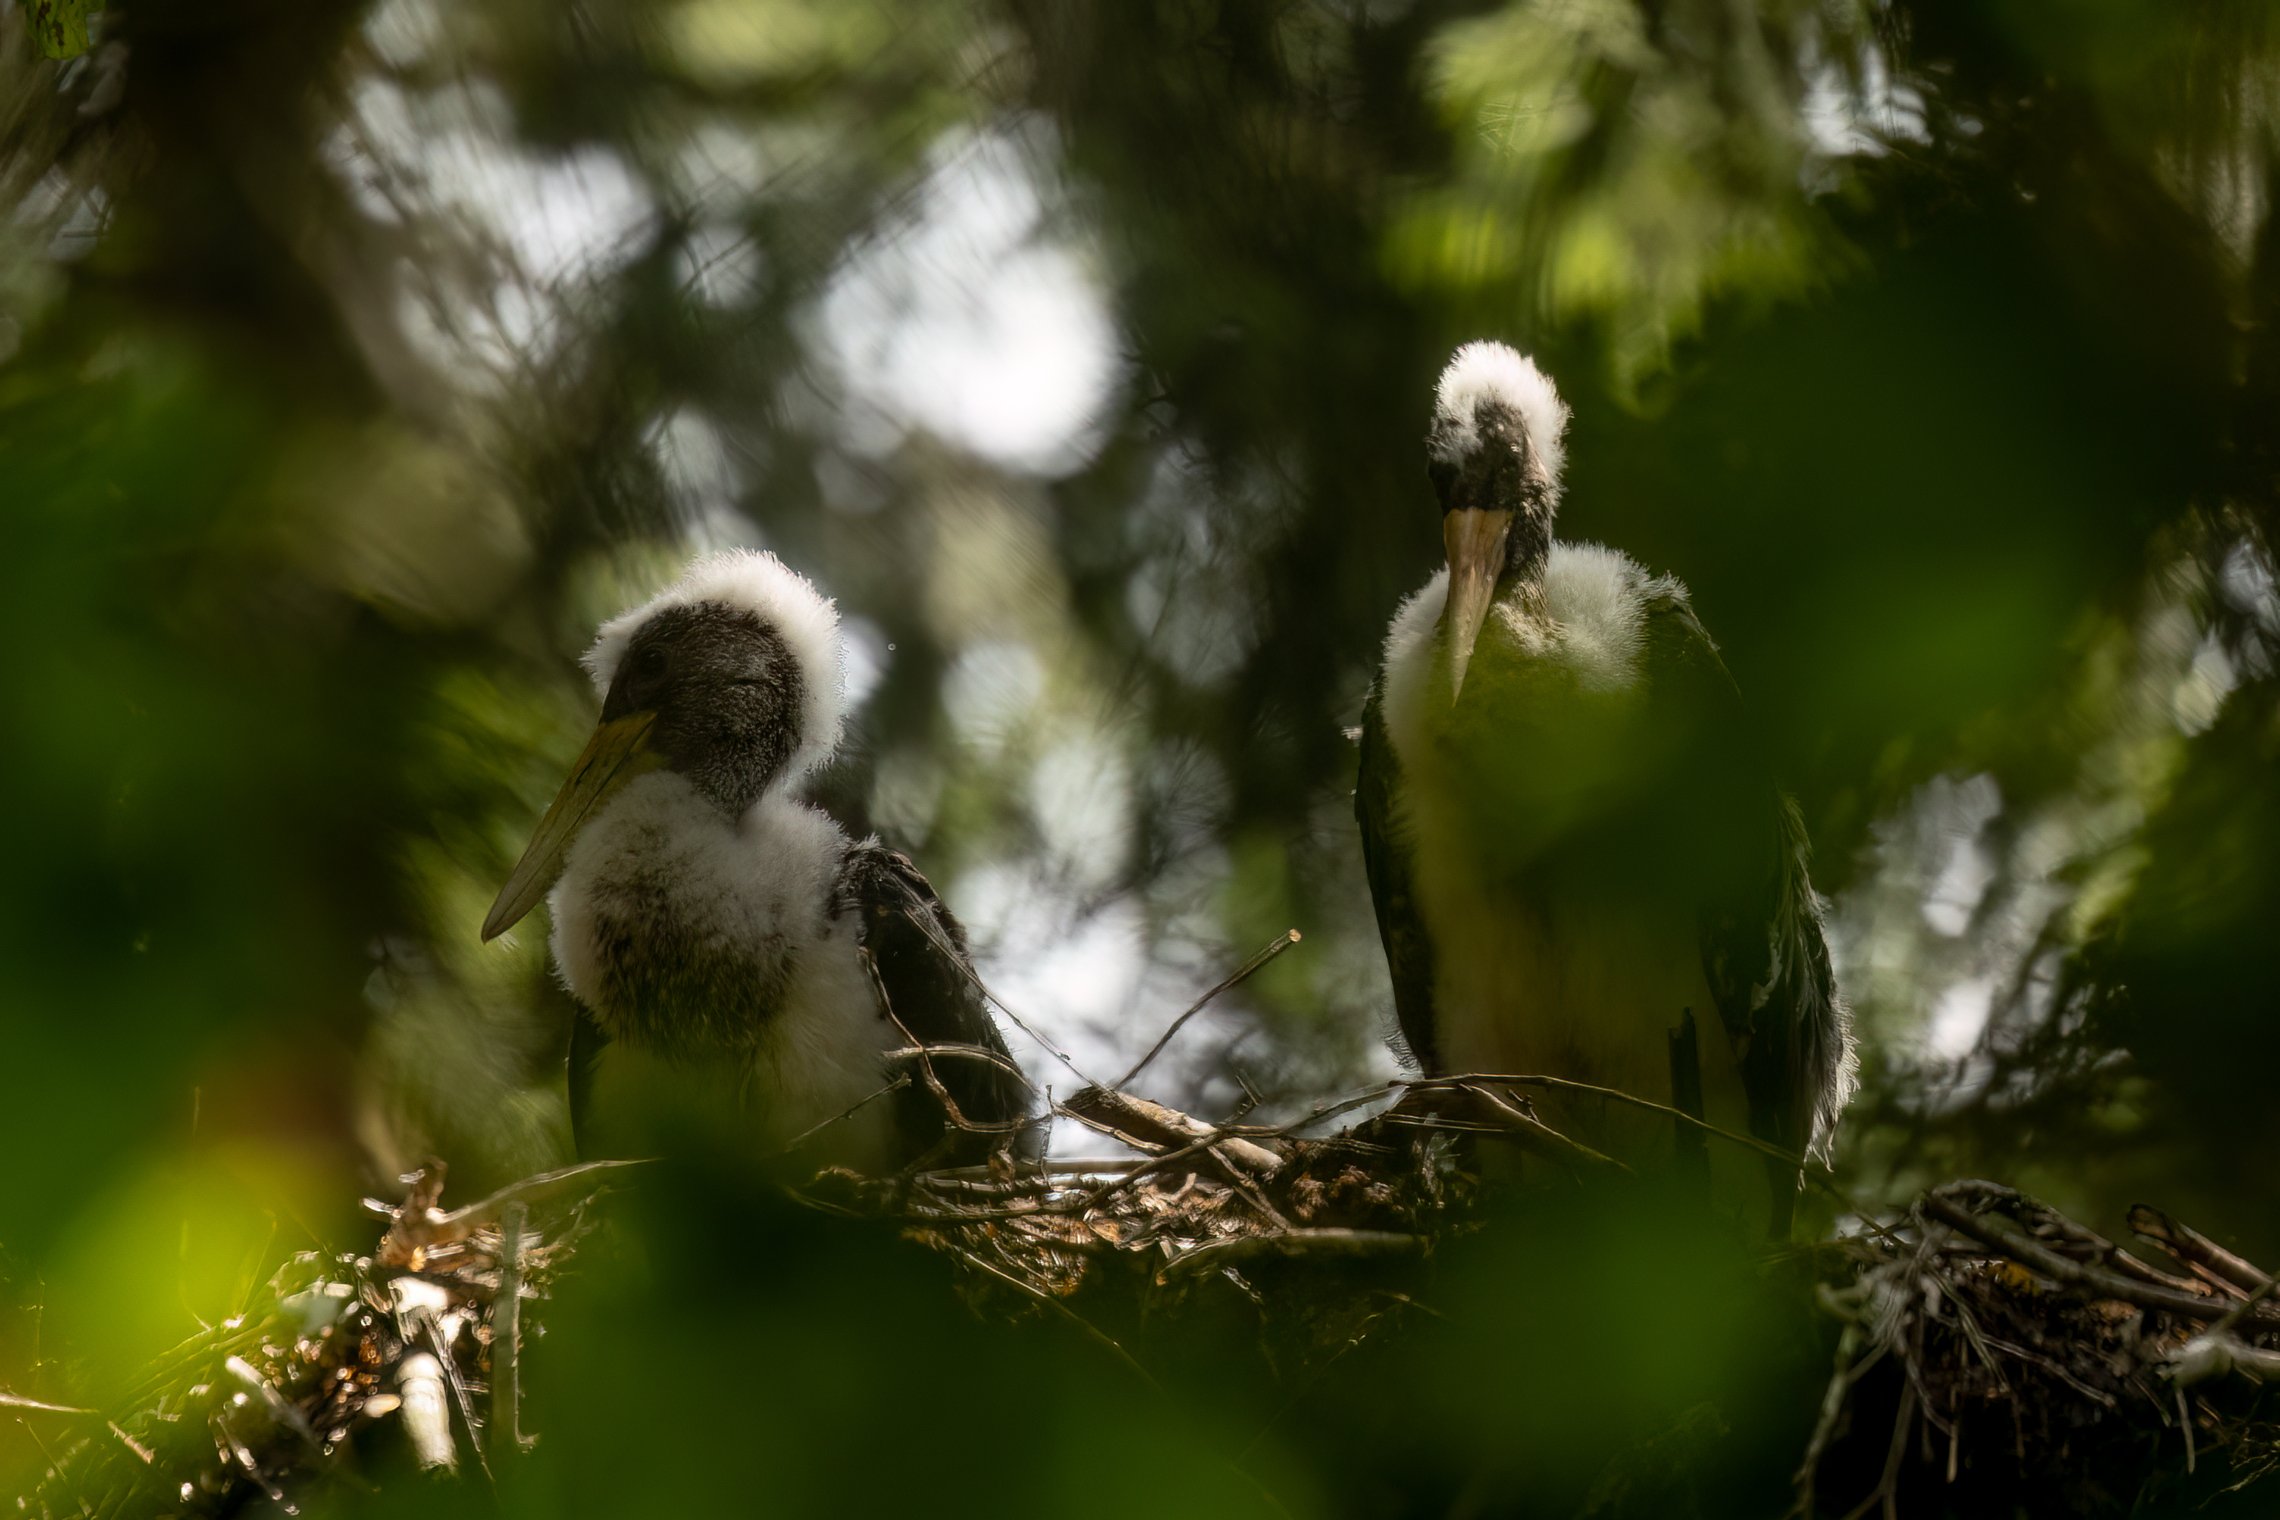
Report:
14,1058,2277,1517
1798,1179,2280,1516
13,1159,630,1518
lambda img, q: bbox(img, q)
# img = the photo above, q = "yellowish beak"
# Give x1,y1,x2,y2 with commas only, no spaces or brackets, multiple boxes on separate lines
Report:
481,711,662,942
1441,507,1512,702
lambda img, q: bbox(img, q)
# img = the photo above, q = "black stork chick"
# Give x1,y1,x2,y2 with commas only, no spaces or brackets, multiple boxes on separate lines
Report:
1355,342,1855,1231
482,550,1031,1170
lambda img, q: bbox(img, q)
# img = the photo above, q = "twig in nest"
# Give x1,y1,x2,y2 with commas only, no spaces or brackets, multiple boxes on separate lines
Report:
1117,929,1302,1089
2168,1332,2280,1387
491,1200,529,1462
395,1353,455,1473
1789,1327,1885,1518
773,1073,911,1158
862,952,1030,1140
1836,1383,1914,1520
892,888,1101,1090
1999,1192,2204,1296
1056,1088,1178,1155
1384,1082,1630,1176
103,1420,153,1465
1046,1135,1227,1221
951,1249,1166,1397
427,1313,491,1486
1411,1073,1803,1175
377,1159,647,1267
0,1393,95,1416
2130,1204,2273,1302
1403,1073,1907,1241
1154,1229,1428,1284
887,1041,1032,1084
1976,1334,2118,1408
1058,1086,1287,1175
2206,1271,2280,1339
15,1420,87,1520
224,1355,321,1452
2166,1266,2280,1388
1802,1180,2280,1515
1921,1189,2280,1328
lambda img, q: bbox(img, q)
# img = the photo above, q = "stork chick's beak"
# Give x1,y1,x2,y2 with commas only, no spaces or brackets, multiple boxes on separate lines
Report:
1441,506,1512,702
481,711,661,942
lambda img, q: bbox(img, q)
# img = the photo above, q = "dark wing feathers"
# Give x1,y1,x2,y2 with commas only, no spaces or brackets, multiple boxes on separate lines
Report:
1356,679,1441,1073
836,838,1037,1163
1641,588,1853,1224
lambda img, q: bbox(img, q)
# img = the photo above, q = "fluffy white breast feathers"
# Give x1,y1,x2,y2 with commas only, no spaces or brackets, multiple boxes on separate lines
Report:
1430,341,1571,494
582,549,848,783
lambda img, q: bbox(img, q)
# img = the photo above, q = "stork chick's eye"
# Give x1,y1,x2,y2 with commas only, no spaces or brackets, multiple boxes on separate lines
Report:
1428,457,1459,502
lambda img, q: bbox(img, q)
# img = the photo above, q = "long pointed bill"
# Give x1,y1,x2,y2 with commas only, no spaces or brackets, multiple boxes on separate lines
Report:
481,711,661,942
1441,507,1513,702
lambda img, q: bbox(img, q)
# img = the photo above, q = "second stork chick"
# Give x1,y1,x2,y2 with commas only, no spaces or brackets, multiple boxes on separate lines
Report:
1356,343,1855,1231
483,550,1032,1169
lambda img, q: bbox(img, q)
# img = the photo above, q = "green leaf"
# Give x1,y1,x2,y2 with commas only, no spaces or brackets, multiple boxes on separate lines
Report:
28,0,94,61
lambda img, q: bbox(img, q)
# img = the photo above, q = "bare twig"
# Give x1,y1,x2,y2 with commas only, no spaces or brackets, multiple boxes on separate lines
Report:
1789,1327,1881,1518
774,1073,911,1158
1117,929,1302,1089
2033,1204,2209,1297
1921,1190,2280,1328
1836,1383,1914,1520
379,1159,646,1265
951,1250,1165,1397
1407,1073,1815,1179
491,1200,529,1462
104,1419,154,1465
2205,1270,2280,1342
0,1391,94,1415
894,894,1102,1089
1059,1086,1286,1174
885,1041,1032,1084
421,1315,492,1488
2131,1204,2275,1305
864,950,1030,1139
1977,1336,2118,1408
395,1353,456,1473
17,1416,93,1520
1449,1082,1630,1175
1156,1229,1428,1283
2169,1332,2280,1387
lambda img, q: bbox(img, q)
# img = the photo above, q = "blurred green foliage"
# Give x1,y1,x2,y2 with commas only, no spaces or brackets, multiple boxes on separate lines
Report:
1,0,2277,1512
24,0,91,59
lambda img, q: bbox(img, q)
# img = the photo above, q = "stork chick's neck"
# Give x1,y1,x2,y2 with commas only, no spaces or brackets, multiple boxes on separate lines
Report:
684,754,790,819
